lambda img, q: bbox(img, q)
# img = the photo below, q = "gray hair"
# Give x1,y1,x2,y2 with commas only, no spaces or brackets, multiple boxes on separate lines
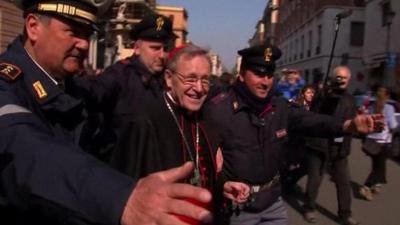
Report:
331,65,351,78
166,44,211,72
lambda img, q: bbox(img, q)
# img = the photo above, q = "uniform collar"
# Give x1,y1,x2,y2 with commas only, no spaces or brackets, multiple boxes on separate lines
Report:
24,48,59,86
8,37,82,110
232,90,277,116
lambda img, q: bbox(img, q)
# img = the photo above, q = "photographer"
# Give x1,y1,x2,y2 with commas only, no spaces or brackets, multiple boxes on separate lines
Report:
303,66,359,225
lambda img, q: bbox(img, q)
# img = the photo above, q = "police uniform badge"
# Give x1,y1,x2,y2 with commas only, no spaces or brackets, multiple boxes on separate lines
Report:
0,63,21,81
33,81,48,99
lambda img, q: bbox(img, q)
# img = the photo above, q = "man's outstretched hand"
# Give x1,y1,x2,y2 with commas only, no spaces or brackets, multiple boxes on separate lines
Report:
344,113,385,134
121,162,212,225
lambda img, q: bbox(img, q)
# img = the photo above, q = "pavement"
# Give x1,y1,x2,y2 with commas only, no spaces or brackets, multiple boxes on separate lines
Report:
283,139,400,225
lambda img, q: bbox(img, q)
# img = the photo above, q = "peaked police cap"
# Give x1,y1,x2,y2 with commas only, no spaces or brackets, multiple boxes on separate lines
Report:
130,14,177,42
238,43,282,76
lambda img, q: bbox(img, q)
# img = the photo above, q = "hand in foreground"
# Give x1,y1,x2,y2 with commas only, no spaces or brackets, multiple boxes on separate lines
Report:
344,113,385,134
223,181,250,204
121,162,212,225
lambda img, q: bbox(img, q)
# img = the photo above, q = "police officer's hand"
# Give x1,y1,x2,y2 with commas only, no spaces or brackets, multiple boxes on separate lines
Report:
121,162,212,225
223,181,250,204
343,113,385,134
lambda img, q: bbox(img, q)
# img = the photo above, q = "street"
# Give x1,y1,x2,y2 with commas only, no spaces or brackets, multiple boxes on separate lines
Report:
284,139,400,225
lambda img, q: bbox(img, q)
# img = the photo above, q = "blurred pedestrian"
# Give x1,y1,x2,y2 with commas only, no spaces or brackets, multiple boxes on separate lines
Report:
282,85,316,194
0,1,212,225
359,86,398,200
207,72,236,99
220,72,236,87
303,66,359,225
296,85,316,111
277,69,305,102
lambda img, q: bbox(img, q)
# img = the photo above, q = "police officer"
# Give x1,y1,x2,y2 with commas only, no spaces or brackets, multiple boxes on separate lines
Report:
0,1,212,224
204,43,382,225
85,14,177,174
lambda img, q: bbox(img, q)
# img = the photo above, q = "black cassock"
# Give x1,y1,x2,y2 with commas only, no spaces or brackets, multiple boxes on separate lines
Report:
110,93,219,190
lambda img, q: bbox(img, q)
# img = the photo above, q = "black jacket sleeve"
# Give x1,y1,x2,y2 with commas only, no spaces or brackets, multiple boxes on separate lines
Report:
288,107,344,137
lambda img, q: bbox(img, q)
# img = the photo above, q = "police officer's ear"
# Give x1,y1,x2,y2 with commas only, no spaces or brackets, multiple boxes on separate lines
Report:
164,69,174,90
132,40,143,56
238,69,246,83
24,13,47,42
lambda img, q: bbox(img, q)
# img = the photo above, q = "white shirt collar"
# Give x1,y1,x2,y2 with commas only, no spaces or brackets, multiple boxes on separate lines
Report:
24,48,59,86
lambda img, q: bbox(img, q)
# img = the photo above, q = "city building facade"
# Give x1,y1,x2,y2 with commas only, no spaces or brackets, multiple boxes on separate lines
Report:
98,0,157,67
0,0,23,53
363,0,399,93
254,0,369,92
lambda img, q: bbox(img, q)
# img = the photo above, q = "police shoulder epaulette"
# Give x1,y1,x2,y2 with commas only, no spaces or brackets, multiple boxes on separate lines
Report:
0,62,22,82
210,92,230,105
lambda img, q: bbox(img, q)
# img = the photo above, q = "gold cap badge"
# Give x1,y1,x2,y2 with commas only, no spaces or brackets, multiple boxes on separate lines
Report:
156,16,165,31
264,48,273,62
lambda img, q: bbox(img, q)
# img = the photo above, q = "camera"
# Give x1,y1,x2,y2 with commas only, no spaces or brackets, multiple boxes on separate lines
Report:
329,76,345,89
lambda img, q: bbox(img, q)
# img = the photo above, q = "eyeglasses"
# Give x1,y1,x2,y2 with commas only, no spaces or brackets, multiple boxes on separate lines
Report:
173,71,212,89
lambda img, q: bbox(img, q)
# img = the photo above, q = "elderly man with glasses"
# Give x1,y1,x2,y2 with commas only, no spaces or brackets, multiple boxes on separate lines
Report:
109,44,223,224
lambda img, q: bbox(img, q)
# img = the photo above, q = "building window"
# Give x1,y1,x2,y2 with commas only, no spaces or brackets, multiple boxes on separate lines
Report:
341,53,349,65
381,1,395,28
294,38,298,60
354,0,365,7
304,69,310,83
312,68,323,84
350,22,364,46
300,35,305,59
381,1,392,26
308,30,312,57
316,25,322,55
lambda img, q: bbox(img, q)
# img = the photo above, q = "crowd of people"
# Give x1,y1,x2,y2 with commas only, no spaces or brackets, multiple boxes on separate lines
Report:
0,1,395,225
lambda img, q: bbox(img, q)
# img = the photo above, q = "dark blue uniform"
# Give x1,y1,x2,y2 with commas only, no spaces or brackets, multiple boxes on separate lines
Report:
204,89,344,212
0,37,134,225
83,56,166,174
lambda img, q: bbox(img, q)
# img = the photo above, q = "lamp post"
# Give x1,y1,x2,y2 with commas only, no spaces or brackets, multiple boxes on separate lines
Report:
383,10,396,86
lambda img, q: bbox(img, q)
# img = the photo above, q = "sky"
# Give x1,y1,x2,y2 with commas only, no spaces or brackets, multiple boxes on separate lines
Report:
157,0,268,70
